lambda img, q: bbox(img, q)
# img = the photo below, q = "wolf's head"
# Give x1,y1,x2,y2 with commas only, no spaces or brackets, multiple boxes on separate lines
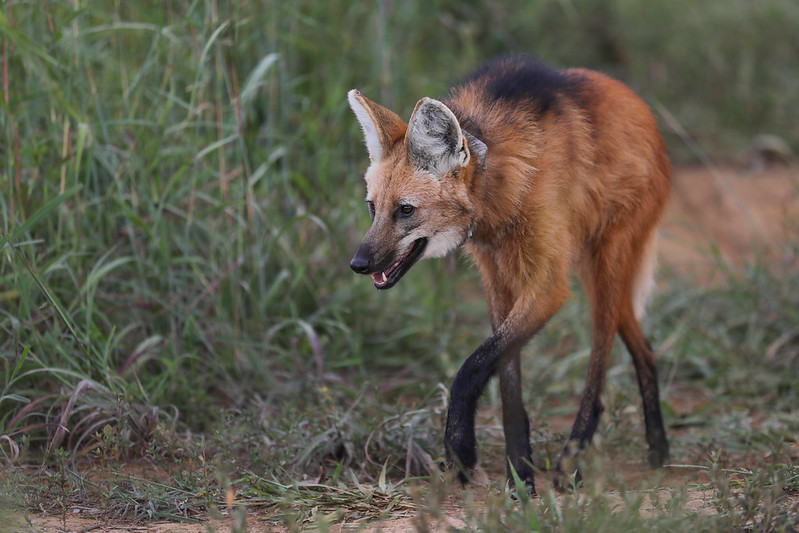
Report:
347,90,486,290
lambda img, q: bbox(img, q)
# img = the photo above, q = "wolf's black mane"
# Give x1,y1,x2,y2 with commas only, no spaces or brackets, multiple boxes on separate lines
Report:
454,55,588,115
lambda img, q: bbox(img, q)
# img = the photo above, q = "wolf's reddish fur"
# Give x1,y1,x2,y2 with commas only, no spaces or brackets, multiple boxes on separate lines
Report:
348,56,670,492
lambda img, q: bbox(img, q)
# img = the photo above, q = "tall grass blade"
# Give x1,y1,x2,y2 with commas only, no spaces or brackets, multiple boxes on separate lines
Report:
0,185,82,248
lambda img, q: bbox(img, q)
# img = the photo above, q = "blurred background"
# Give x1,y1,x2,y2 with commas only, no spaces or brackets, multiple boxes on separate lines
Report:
1,0,798,523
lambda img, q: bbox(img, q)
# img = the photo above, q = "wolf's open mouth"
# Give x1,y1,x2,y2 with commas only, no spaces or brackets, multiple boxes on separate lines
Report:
372,238,427,290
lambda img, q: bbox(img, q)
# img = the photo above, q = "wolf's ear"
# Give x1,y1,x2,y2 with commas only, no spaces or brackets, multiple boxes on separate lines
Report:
348,89,407,163
462,129,487,171
406,98,470,177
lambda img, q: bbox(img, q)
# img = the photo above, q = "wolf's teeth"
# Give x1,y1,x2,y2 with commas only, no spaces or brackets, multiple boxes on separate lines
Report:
380,272,387,283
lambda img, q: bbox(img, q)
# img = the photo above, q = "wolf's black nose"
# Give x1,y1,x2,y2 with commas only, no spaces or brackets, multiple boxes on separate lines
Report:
350,256,371,274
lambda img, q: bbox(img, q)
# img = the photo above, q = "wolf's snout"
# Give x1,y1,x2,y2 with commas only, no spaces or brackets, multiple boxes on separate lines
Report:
350,253,371,274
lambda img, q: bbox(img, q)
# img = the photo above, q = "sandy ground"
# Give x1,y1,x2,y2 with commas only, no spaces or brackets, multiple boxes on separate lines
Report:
7,163,799,532
660,163,798,284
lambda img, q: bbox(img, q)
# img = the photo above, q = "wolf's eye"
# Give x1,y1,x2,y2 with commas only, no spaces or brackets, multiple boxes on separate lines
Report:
366,201,375,219
399,204,415,218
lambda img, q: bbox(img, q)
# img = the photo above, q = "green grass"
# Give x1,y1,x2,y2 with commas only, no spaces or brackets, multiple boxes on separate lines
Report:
2,0,799,531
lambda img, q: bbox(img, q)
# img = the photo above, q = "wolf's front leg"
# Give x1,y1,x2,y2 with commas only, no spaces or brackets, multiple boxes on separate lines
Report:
499,351,536,493
444,386,479,483
443,331,517,484
444,293,557,487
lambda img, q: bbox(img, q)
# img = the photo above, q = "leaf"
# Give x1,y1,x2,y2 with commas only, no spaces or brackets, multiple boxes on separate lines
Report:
240,53,280,109
378,459,388,492
0,185,82,249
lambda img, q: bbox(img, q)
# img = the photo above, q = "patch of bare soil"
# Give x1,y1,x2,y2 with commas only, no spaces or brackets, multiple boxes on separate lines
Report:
660,163,798,284
13,164,799,532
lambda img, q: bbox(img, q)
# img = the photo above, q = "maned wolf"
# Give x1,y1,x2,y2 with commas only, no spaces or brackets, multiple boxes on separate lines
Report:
347,55,670,492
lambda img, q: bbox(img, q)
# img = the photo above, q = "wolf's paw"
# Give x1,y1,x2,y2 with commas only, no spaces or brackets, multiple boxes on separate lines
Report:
553,454,582,492
647,440,670,469
444,436,477,485
507,460,537,496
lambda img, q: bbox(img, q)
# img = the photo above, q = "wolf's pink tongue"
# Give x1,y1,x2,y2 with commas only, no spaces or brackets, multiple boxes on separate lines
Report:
372,272,387,284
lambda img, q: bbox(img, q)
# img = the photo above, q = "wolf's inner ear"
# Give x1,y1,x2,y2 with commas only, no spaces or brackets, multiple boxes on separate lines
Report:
348,89,407,163
406,98,470,177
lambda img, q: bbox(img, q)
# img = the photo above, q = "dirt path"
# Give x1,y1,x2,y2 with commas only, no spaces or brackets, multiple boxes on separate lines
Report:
10,164,799,532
